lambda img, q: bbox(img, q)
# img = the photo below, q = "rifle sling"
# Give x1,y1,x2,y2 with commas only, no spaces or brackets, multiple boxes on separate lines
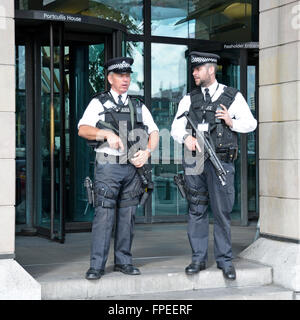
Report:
97,119,117,132
127,97,135,131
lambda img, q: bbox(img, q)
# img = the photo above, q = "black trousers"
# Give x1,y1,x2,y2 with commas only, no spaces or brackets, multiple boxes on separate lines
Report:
90,161,142,270
184,159,235,269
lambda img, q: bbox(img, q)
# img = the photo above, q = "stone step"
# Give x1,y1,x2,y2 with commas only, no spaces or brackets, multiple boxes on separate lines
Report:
101,284,294,300
39,258,273,300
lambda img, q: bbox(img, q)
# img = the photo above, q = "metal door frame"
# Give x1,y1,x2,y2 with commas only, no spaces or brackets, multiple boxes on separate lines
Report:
33,22,66,242
15,21,123,237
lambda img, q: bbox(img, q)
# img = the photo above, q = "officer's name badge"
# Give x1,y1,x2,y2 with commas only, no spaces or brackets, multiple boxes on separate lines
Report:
197,123,209,132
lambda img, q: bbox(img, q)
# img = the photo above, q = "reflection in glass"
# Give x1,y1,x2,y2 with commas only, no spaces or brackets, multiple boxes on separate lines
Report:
247,65,256,215
151,2,189,38
151,0,257,42
89,44,105,94
38,46,62,230
16,0,144,34
37,43,106,228
70,43,105,223
187,0,254,41
16,46,26,225
126,41,144,98
151,43,188,217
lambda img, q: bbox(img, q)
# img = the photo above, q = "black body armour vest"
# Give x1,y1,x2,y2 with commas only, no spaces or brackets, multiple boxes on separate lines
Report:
88,91,148,151
187,86,239,152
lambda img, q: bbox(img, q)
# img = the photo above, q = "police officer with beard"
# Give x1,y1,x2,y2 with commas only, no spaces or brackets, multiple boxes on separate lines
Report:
171,52,257,280
78,57,159,280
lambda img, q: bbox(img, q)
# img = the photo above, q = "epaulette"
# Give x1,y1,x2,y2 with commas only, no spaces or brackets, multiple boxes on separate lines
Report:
222,86,239,100
90,90,109,100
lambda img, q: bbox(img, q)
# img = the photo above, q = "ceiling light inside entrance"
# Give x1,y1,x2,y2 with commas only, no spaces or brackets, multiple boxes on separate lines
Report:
223,2,252,20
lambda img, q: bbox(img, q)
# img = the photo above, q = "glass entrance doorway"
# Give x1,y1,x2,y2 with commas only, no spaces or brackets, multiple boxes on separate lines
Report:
38,35,106,237
15,15,258,239
15,18,117,241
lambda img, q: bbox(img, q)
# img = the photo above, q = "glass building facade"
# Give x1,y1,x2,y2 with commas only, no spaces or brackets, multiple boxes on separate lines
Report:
14,0,259,241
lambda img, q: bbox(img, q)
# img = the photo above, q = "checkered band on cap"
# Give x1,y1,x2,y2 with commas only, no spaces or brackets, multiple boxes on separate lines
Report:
191,56,218,64
107,60,131,72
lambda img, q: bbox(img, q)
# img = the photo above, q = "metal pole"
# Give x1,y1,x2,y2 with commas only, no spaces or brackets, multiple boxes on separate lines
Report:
21,40,37,235
50,23,55,239
144,0,152,223
239,49,248,226
59,22,65,243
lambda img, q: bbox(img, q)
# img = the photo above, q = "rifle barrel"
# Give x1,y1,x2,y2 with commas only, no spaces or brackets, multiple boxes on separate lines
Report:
180,112,227,186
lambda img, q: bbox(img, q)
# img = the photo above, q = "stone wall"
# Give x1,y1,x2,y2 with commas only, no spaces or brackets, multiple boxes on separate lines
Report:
0,0,15,255
259,0,300,240
240,0,300,294
0,0,41,300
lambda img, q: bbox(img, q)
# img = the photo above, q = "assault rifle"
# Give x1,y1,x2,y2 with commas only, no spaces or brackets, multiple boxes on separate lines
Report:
177,111,227,186
96,106,153,206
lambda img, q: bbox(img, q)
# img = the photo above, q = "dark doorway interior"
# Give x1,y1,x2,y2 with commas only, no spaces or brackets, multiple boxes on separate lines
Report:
15,15,118,241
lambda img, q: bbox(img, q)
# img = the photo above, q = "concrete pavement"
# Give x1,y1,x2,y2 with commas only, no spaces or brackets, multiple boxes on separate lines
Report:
13,222,293,299
15,222,257,273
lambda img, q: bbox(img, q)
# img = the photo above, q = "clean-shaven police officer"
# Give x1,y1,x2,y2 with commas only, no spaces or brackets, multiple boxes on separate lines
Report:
171,52,257,280
78,57,159,280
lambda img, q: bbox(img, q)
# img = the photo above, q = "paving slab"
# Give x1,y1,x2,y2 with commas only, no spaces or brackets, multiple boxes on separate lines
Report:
38,258,273,299
100,284,293,300
14,222,275,300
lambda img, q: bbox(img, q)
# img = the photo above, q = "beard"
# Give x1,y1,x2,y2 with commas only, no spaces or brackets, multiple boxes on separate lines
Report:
199,79,207,87
194,73,212,87
194,78,208,87
199,74,212,87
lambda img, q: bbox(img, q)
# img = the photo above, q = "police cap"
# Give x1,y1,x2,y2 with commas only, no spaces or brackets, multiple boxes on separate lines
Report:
104,56,134,74
189,51,220,69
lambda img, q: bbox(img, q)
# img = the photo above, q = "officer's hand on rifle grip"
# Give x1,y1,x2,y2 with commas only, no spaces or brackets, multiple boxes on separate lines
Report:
184,135,201,153
131,150,150,168
105,131,124,151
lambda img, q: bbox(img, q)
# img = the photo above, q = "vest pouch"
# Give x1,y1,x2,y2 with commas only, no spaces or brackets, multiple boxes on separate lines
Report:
214,124,238,151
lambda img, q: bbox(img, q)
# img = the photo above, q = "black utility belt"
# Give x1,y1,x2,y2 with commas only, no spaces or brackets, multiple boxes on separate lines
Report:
216,148,238,163
97,153,131,164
